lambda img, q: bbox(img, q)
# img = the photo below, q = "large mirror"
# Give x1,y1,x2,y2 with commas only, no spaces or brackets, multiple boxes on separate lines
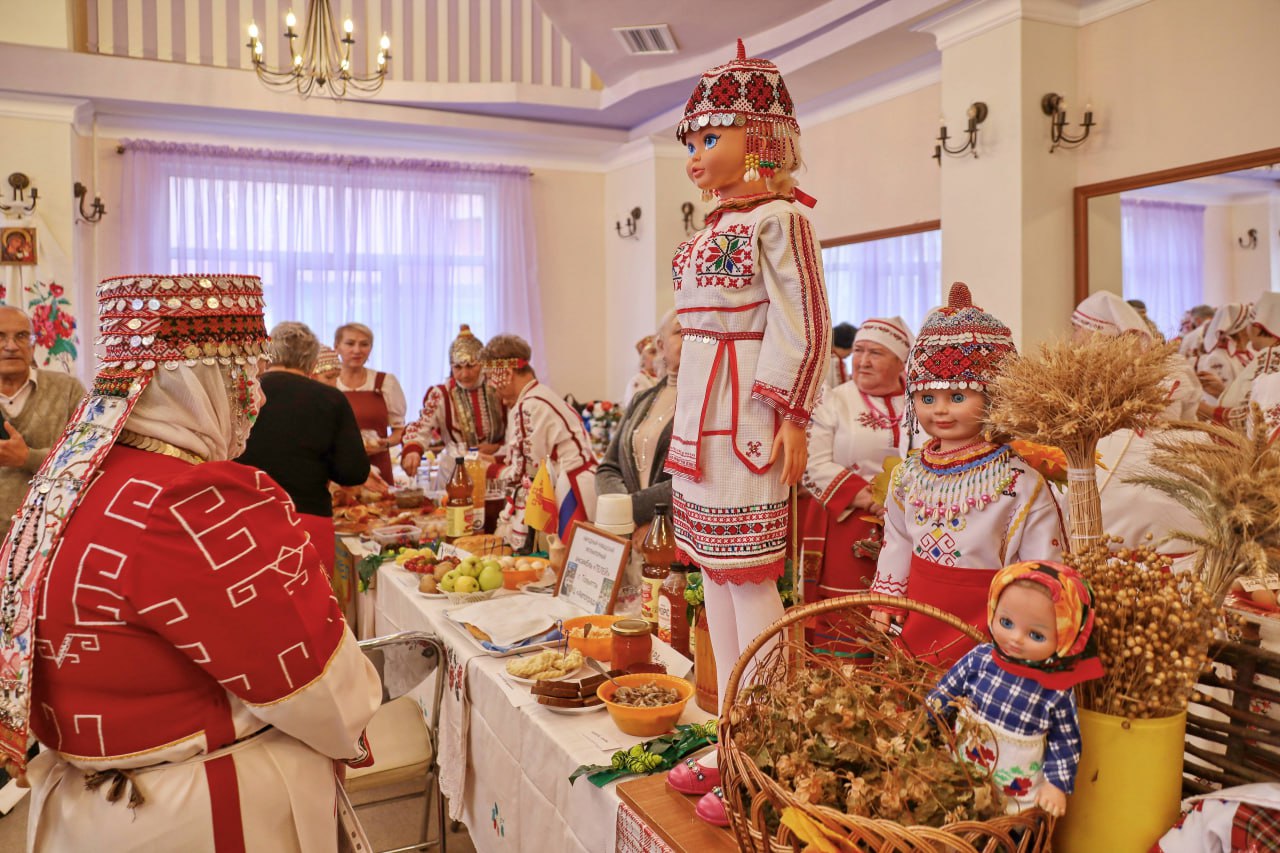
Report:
1075,148,1280,338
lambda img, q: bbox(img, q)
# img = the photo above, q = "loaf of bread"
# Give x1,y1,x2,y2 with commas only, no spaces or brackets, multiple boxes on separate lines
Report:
452,534,512,556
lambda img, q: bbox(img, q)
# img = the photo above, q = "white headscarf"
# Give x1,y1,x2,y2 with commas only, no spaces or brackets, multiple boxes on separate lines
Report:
123,361,263,462
854,316,913,362
1253,293,1280,340
1071,292,1149,337
1204,303,1253,352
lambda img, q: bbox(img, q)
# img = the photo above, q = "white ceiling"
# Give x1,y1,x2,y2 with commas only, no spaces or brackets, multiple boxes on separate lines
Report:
1125,165,1280,205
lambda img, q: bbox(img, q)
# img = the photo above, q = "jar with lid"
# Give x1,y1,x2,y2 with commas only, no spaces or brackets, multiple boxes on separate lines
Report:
640,503,675,634
610,619,653,673
657,563,691,657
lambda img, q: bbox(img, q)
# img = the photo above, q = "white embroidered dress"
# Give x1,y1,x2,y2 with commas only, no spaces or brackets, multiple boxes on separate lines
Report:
666,196,831,584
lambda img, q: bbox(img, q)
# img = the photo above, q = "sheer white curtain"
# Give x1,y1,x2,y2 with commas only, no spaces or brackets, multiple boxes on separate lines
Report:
821,229,941,334
119,141,543,407
1121,199,1204,338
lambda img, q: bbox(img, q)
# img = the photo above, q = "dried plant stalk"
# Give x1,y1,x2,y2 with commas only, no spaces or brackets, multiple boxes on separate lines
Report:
1067,538,1215,718
1125,408,1280,605
986,335,1174,552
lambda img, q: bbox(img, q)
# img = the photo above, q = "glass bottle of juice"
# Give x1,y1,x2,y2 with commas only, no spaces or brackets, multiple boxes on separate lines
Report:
640,504,675,634
657,562,690,657
445,456,473,542
465,447,486,532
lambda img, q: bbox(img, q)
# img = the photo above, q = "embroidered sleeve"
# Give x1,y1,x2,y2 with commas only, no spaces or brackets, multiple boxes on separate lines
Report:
126,463,379,758
1005,467,1066,563
871,478,911,599
1042,690,1082,793
402,385,447,455
749,211,832,425
802,392,867,509
382,372,408,429
1254,375,1280,440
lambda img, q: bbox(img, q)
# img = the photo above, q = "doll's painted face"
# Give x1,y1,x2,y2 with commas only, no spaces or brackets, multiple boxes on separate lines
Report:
685,125,754,198
991,582,1058,662
911,388,986,450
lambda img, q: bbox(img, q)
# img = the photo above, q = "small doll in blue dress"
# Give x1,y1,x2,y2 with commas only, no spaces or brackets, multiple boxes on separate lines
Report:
928,560,1104,817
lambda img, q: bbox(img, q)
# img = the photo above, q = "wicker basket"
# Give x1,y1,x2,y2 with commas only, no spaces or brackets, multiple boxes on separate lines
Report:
1184,633,1280,795
718,593,1055,853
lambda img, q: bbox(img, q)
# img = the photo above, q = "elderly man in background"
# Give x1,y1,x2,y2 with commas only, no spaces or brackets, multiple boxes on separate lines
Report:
0,306,85,537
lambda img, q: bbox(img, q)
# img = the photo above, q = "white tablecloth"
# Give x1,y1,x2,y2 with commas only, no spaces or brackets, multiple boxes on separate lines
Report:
376,564,705,853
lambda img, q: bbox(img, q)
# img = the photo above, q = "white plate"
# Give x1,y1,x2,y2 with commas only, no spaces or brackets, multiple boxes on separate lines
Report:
539,700,606,715
504,663,588,685
416,590,447,599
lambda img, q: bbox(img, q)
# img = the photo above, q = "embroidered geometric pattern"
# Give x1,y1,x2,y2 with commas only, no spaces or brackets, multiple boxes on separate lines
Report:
695,225,755,289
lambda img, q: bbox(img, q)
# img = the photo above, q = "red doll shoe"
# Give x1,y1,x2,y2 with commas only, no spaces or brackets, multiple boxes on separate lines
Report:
695,787,730,827
667,758,721,795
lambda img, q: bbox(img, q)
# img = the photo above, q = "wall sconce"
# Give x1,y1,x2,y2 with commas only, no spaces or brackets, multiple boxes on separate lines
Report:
681,202,706,236
616,207,641,239
0,173,38,215
74,182,107,224
1239,228,1259,249
1041,93,1096,153
932,102,988,165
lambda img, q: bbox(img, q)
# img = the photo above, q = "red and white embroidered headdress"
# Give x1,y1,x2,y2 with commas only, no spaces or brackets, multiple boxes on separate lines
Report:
855,316,914,363
906,282,1016,394
677,39,799,184
0,274,269,767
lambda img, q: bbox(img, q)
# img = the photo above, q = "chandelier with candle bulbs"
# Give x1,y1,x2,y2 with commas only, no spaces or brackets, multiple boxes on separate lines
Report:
245,0,391,99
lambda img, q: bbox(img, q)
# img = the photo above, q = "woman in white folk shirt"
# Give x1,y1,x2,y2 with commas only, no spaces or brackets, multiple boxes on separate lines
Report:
1076,292,1205,573
802,317,913,655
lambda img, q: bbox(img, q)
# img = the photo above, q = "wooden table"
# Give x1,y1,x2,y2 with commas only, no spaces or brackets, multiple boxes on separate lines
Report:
616,773,738,853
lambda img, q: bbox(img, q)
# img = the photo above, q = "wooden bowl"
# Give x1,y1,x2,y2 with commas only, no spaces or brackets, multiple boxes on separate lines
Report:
597,673,694,737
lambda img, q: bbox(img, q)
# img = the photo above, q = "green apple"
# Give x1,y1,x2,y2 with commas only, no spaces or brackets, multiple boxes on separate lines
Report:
477,565,504,592
439,570,460,592
457,560,482,578
454,575,480,594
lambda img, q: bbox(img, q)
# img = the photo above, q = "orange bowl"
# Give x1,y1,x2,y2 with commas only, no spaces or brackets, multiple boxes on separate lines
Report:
501,565,542,590
562,614,624,660
597,673,694,737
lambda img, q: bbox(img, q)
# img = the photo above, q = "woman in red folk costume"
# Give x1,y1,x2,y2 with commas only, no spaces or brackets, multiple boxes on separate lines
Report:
664,40,831,825
0,274,380,852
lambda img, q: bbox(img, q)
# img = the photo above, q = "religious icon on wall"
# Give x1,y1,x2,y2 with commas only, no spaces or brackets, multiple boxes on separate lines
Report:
0,228,36,265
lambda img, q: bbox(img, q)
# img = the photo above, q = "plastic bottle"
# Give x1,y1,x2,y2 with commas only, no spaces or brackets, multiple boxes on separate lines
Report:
640,504,675,634
445,456,473,541
658,562,690,657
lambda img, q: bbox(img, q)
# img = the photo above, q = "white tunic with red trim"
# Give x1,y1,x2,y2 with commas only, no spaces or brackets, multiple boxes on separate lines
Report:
803,382,907,514
402,378,506,455
24,446,380,853
490,380,596,548
666,197,831,583
1196,341,1252,404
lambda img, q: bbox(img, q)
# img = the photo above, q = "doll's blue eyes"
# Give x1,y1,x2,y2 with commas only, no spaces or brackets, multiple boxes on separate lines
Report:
705,134,719,149
687,142,696,155
951,393,966,404
921,394,935,405
1029,630,1047,643
999,616,1014,629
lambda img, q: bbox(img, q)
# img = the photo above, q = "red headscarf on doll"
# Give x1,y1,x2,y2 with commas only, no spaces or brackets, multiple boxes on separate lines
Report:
986,560,1105,689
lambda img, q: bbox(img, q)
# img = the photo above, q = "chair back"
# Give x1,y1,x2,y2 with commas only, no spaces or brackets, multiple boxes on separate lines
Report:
359,631,445,702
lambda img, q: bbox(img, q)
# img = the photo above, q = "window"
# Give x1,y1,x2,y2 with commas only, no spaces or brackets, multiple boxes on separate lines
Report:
821,228,942,334
1120,199,1204,338
121,141,542,408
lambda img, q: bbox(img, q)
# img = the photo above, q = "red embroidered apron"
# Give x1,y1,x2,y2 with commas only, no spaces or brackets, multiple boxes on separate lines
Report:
897,553,995,667
345,371,394,482
801,495,879,657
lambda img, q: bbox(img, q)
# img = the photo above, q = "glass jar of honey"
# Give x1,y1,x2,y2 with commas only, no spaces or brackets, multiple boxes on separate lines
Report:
610,618,653,673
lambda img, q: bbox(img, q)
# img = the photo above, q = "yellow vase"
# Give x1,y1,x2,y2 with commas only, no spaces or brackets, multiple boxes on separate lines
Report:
1054,708,1187,853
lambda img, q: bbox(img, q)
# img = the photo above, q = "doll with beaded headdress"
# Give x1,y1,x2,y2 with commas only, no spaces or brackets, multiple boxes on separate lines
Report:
928,561,1104,817
667,39,830,703
870,283,1065,666
664,39,830,827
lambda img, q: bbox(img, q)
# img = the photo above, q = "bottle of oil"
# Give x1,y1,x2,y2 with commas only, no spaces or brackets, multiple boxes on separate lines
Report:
465,447,486,533
445,457,473,542
640,504,675,634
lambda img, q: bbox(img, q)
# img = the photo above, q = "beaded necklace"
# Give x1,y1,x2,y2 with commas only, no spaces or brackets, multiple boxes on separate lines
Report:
903,439,1014,519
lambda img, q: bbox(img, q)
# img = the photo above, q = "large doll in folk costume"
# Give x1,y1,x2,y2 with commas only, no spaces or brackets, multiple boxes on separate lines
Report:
662,39,831,827
871,283,1066,666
